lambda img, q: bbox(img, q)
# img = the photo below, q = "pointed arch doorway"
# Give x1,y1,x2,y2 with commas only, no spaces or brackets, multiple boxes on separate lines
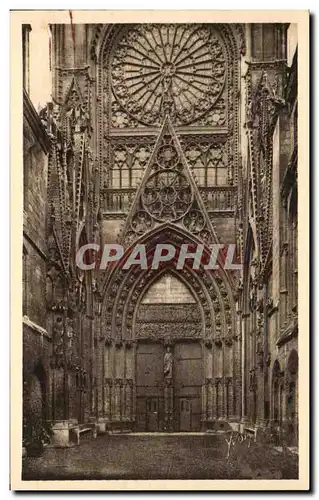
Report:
135,273,203,432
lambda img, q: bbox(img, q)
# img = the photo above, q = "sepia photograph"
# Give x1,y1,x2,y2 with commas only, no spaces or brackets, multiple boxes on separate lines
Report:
10,10,309,491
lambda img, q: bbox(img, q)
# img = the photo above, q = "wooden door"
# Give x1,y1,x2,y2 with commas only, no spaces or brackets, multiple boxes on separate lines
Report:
179,398,192,431
136,342,164,431
174,342,202,431
146,397,159,431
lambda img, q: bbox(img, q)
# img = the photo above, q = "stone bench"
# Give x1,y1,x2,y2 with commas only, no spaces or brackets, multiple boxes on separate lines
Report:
68,423,97,446
243,426,257,441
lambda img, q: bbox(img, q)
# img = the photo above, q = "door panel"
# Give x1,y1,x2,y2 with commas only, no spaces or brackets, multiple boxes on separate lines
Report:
136,343,164,430
136,343,164,394
146,397,159,431
135,341,203,432
136,398,146,431
179,398,191,431
174,342,202,431
191,396,202,431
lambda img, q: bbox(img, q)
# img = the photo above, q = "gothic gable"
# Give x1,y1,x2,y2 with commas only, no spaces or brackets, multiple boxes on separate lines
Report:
118,115,221,248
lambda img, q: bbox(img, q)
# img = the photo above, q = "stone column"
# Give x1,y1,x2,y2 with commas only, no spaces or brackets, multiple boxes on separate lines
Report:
110,340,116,420
215,377,222,419
132,341,137,422
114,379,122,421
104,379,112,421
163,342,174,431
225,377,234,419
233,308,242,420
224,333,233,419
164,379,173,431
241,312,250,423
114,341,123,421
206,378,214,421
204,340,213,423
125,379,133,421
212,376,217,419
120,379,125,422
125,341,134,421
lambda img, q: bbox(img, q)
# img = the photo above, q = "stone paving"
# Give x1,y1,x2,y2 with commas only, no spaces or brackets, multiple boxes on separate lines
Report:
22,434,298,481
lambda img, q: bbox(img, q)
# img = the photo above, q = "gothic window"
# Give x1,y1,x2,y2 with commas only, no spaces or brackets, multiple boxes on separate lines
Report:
184,142,228,187
111,164,120,189
111,146,126,188
101,24,239,211
110,25,226,128
110,144,152,189
207,144,228,186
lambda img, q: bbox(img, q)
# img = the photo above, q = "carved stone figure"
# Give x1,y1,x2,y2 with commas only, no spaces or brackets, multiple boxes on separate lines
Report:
164,346,173,379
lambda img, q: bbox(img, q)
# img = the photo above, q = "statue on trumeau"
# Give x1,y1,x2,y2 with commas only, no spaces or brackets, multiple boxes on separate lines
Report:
164,346,173,378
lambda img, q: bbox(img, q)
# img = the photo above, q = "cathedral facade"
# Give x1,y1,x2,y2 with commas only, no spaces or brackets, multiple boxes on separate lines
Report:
22,22,298,447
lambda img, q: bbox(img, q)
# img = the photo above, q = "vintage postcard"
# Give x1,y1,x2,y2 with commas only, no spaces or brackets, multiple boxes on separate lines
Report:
10,10,309,491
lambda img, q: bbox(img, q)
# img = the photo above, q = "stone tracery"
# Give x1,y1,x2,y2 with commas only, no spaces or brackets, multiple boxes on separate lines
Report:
111,24,226,127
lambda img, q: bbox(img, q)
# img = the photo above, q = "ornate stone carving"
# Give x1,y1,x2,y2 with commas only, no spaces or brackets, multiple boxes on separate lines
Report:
115,116,221,248
182,140,228,187
214,335,222,347
224,333,233,347
52,315,64,367
256,340,264,369
183,210,205,234
142,170,193,222
135,323,202,339
111,24,226,127
131,210,153,234
204,338,213,349
249,369,257,392
164,346,173,378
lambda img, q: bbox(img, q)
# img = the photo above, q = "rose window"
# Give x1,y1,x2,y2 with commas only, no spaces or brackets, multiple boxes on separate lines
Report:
111,24,226,126
142,170,193,222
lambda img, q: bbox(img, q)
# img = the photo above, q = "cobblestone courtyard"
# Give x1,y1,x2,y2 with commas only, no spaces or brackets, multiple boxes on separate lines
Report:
22,434,298,481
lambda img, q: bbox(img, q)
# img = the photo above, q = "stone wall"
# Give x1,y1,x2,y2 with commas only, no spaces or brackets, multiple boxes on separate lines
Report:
240,25,298,445
23,90,52,421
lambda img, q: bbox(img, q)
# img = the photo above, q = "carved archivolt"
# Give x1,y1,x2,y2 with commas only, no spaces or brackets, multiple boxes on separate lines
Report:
99,225,237,344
